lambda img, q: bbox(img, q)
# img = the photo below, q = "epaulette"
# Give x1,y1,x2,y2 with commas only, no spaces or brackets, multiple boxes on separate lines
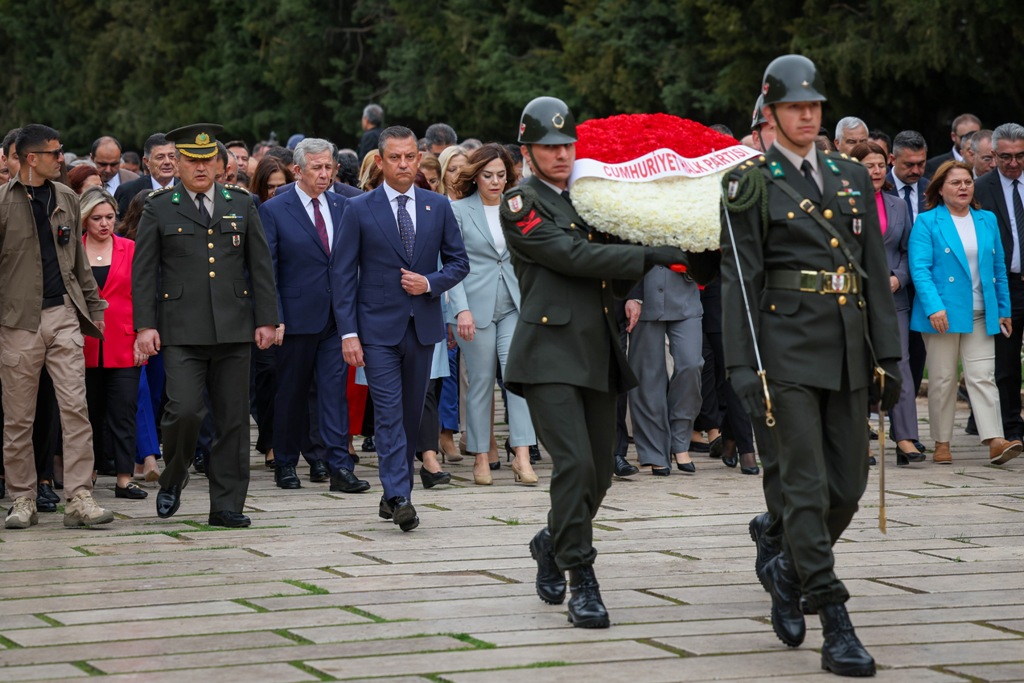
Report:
147,186,175,199
826,152,864,167
222,184,250,195
500,185,543,237
723,156,768,201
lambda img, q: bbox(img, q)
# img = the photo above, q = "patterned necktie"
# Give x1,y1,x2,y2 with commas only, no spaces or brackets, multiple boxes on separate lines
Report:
902,184,915,224
197,192,210,223
801,161,821,202
1013,180,1024,269
311,197,329,253
396,194,415,260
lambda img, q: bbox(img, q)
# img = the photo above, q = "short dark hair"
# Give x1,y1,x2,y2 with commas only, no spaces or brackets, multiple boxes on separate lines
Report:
263,145,293,166
216,141,229,168
143,133,170,158
225,139,249,154
951,113,981,133
868,129,891,154
849,141,893,192
90,135,122,157
378,126,418,155
2,127,20,157
15,124,60,160
709,123,734,137
892,130,927,157
424,123,457,149
504,143,523,165
121,150,141,167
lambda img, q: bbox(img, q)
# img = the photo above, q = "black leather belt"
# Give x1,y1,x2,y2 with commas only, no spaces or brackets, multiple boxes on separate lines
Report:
42,295,65,309
766,270,859,295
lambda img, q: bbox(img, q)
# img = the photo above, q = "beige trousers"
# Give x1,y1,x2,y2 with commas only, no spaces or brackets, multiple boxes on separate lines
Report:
923,312,1002,443
0,300,95,501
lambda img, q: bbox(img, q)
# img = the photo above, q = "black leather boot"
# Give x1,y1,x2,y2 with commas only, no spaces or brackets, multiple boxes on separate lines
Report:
764,551,805,647
749,512,780,592
528,527,566,604
567,565,610,628
819,603,876,677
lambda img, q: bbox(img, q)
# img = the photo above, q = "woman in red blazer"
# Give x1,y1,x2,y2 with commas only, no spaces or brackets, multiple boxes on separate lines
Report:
81,187,148,499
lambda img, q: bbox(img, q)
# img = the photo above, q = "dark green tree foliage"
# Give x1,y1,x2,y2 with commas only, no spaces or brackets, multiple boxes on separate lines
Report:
0,0,1020,154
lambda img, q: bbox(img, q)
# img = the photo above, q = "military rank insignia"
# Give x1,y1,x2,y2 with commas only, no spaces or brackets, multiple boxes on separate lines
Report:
171,191,181,205
507,195,523,213
232,234,241,247
852,218,863,235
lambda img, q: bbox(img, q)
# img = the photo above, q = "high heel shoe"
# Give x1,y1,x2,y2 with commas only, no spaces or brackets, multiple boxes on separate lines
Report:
675,453,695,474
651,466,671,476
419,467,452,489
439,430,463,463
529,444,541,464
505,439,514,463
721,441,738,468
473,470,493,486
511,460,538,485
489,460,501,471
739,452,760,475
896,447,925,467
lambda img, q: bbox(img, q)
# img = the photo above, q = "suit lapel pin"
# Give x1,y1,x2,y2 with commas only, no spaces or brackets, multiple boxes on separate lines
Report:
425,205,431,211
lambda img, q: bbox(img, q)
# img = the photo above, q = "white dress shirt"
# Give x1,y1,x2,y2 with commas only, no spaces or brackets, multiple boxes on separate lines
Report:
774,143,823,195
105,172,121,194
294,184,334,251
185,187,216,214
999,172,1023,273
382,181,417,234
892,175,920,224
151,176,175,191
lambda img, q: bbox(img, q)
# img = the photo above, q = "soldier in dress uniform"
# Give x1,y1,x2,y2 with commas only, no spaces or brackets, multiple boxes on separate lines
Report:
133,123,278,528
721,56,902,677
500,96,717,628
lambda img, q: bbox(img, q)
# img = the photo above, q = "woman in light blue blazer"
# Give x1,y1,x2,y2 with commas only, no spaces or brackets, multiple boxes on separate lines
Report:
908,160,1020,465
448,144,538,486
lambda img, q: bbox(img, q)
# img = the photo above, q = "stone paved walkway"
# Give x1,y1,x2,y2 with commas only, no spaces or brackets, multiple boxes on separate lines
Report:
2,401,1023,682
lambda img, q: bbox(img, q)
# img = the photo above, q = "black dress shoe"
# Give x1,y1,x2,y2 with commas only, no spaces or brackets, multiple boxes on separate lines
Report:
867,455,877,466
708,436,723,458
38,482,60,505
308,460,330,483
156,473,188,519
764,552,806,647
721,443,738,468
739,453,760,475
274,465,302,489
349,452,361,465
529,444,542,465
819,603,876,677
614,455,639,477
913,439,928,453
651,466,671,476
896,448,926,467
115,482,148,499
488,460,501,471
419,467,451,489
208,510,251,528
331,468,370,493
36,496,57,513
965,414,978,435
675,459,696,474
361,436,376,452
193,451,207,474
749,512,779,592
567,565,610,628
528,527,566,604
690,440,710,454
379,495,418,531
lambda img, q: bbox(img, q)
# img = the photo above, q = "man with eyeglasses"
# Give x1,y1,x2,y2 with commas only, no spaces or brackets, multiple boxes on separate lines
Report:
89,136,139,194
925,113,982,179
0,124,113,530
975,123,1024,446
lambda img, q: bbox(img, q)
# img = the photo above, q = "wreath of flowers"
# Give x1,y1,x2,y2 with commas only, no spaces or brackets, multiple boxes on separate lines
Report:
569,113,758,252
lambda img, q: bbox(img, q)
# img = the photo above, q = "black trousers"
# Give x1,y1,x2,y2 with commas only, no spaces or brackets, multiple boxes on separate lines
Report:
85,366,140,476
524,383,616,571
160,343,251,513
416,378,441,454
250,343,276,454
995,278,1024,439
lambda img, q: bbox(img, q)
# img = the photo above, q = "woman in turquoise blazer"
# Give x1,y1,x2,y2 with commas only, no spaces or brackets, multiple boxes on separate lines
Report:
908,161,1019,465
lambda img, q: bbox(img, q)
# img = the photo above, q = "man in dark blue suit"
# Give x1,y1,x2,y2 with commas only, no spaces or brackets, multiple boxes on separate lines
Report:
261,138,370,495
333,126,469,532
886,130,931,410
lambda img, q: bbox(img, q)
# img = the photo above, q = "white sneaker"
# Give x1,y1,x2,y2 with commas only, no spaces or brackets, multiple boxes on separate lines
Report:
63,491,114,527
5,497,38,529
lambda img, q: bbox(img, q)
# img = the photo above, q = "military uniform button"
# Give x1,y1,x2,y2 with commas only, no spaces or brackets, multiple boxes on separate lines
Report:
770,304,777,312
541,316,549,324
838,295,847,305
209,257,215,264
836,266,846,274
570,223,576,229
164,293,169,299
210,271,216,278
858,300,865,309
604,307,609,314
830,238,839,247
587,234,593,241
177,228,183,233
852,207,858,214
244,290,248,295
208,243,214,249
787,212,795,219
823,209,833,219
601,280,606,289
208,229,214,235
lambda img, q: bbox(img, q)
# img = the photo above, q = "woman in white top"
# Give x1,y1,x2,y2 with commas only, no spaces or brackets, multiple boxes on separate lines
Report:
908,160,1019,465
448,144,538,485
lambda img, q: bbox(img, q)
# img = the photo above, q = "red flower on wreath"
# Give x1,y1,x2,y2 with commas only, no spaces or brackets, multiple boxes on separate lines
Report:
574,113,740,164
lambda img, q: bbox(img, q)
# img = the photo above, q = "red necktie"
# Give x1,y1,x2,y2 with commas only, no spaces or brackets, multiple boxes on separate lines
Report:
312,197,329,253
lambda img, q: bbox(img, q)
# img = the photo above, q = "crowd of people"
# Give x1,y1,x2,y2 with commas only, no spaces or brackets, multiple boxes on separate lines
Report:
1,54,1023,677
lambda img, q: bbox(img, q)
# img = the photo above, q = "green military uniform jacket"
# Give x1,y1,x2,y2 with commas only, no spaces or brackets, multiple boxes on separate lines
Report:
499,176,647,396
133,183,278,345
721,146,900,391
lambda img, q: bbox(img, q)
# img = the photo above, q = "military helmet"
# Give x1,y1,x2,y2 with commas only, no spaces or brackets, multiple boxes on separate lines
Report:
761,54,827,106
750,94,768,130
518,96,577,145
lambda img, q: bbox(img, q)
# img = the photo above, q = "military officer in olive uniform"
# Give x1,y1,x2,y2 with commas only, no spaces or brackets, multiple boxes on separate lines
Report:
134,123,278,529
501,97,717,628
721,56,901,677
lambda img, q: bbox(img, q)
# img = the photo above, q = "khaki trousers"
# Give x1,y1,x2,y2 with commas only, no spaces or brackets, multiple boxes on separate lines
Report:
923,312,1001,443
0,301,95,501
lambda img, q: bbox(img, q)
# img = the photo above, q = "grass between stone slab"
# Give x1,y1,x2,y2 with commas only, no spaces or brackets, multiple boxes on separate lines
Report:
289,661,335,681
70,546,99,557
0,634,22,648
340,606,388,623
272,629,315,644
282,579,330,595
232,598,269,613
71,661,105,675
488,516,521,525
33,614,63,626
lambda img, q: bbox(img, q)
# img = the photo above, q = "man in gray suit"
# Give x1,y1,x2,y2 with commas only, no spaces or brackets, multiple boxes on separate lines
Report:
625,265,703,475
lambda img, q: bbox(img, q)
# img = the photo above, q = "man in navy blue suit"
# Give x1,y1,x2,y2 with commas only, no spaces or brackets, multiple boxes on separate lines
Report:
261,138,370,495
333,126,468,532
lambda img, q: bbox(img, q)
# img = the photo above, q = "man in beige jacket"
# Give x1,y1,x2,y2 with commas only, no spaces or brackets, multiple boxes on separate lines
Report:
0,124,111,529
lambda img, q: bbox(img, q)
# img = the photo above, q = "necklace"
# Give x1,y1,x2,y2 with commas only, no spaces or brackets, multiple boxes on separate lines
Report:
95,255,104,262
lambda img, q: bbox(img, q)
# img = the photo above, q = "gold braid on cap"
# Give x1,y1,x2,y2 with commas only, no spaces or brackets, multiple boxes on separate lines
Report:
177,132,218,159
